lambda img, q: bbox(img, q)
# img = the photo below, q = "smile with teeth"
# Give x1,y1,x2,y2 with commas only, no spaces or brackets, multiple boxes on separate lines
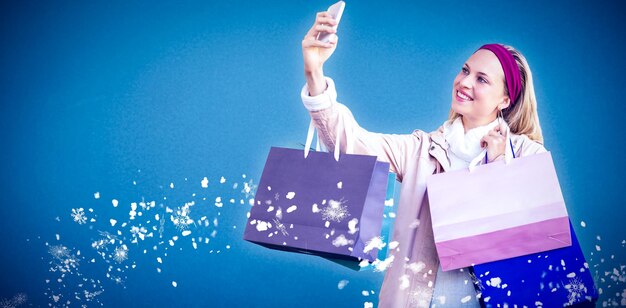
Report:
456,90,473,101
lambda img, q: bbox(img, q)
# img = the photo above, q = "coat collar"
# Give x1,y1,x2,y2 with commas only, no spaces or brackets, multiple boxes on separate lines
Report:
428,125,451,172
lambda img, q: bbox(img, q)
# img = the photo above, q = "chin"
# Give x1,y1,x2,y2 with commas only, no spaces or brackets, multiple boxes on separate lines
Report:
450,102,466,116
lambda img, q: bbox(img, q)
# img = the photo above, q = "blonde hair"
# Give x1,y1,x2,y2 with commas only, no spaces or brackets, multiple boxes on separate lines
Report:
448,44,544,144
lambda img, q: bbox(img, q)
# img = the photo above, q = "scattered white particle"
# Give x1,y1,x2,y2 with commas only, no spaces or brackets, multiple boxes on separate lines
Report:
337,279,349,290
112,199,119,207
507,290,511,296
94,192,100,199
361,290,369,296
384,198,394,206
286,192,296,199
408,219,420,228
566,272,576,278
267,186,271,191
490,277,502,288
169,183,174,189
267,206,274,212
461,295,471,303
437,296,446,304
332,234,353,247
325,221,331,228
226,245,230,249
595,245,601,251
220,176,226,183
363,236,385,253
348,218,359,234
312,203,320,213
580,221,586,227
157,257,162,263
256,221,269,232
286,205,297,213
528,259,532,263
406,261,425,274
389,212,396,218
172,281,177,288
110,219,117,227
56,234,60,241
389,241,399,250
398,274,411,290
201,177,209,188
192,242,197,250
337,181,343,189
182,230,191,237
373,255,394,272
364,302,373,308
169,240,175,246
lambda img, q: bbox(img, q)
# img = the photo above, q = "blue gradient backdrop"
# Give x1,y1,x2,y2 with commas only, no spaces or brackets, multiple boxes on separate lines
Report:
1,1,625,306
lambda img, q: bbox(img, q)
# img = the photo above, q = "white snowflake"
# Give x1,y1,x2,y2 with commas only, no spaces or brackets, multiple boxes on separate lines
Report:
113,245,128,263
91,239,107,250
321,198,350,222
469,270,485,291
564,276,587,305
273,218,288,236
71,208,87,224
241,179,257,199
12,293,27,305
170,207,194,231
48,245,70,260
129,225,148,243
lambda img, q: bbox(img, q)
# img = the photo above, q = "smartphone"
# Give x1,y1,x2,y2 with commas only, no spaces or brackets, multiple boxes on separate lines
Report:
316,1,345,43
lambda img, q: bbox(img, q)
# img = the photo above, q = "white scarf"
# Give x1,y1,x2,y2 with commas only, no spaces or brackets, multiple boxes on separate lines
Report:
443,117,500,170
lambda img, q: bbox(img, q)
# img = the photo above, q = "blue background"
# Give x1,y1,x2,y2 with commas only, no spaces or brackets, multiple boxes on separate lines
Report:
1,0,625,306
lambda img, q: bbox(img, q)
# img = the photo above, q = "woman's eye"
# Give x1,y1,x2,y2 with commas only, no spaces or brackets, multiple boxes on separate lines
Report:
478,77,487,83
461,67,468,74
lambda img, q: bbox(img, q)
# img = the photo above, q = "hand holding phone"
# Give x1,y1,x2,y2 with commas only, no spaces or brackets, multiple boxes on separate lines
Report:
316,1,345,43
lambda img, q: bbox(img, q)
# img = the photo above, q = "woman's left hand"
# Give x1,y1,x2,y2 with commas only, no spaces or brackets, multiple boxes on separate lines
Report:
480,124,507,162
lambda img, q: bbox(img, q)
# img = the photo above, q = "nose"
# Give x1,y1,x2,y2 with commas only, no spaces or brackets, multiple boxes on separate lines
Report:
459,74,472,89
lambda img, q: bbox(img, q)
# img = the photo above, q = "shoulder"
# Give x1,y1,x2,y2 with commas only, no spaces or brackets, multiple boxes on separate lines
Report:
510,133,547,156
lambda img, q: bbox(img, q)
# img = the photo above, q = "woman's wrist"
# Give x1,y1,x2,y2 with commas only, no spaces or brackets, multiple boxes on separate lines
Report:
304,68,326,96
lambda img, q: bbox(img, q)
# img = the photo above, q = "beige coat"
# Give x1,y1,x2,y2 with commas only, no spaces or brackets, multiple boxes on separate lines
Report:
302,77,547,307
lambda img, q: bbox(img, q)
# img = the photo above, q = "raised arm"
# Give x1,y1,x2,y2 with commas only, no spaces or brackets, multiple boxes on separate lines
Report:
301,10,424,181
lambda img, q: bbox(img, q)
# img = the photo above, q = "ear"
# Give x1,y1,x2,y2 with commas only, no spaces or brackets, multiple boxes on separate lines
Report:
499,96,511,110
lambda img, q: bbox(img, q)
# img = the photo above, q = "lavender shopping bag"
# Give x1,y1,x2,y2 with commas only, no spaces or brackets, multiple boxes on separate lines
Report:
243,146,390,262
472,221,598,307
426,151,572,271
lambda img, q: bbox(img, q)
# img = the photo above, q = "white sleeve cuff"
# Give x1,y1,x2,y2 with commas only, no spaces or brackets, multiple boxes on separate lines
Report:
300,77,337,111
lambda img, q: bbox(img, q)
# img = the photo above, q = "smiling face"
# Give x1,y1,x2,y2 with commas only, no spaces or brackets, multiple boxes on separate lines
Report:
451,49,511,129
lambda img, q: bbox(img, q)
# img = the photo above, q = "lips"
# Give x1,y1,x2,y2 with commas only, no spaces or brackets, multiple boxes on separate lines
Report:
456,89,473,101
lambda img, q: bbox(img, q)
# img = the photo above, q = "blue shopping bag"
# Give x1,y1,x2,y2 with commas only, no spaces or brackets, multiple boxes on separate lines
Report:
471,221,598,307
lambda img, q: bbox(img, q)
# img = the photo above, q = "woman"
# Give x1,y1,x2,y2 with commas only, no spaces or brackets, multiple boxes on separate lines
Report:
300,12,546,308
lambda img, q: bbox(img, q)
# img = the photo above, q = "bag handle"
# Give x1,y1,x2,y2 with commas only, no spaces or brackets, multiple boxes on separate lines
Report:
304,113,355,161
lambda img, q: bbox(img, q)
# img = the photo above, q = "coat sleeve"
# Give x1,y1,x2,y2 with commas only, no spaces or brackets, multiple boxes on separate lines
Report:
301,77,422,182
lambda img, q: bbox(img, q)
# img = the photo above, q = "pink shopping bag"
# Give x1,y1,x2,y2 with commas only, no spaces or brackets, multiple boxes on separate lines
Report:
426,151,571,271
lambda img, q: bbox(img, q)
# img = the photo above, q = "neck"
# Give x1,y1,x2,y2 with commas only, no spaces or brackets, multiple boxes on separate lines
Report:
460,115,497,133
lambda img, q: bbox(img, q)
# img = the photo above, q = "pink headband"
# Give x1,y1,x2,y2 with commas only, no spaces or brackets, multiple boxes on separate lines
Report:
477,44,522,106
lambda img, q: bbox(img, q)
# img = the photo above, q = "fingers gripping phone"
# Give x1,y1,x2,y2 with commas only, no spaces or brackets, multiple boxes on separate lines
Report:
316,1,345,43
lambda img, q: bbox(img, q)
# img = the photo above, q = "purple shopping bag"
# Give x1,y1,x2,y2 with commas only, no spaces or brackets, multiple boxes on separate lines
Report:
243,147,390,262
427,151,572,271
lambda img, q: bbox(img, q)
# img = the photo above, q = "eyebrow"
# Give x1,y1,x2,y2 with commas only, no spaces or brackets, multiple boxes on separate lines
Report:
464,63,490,79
